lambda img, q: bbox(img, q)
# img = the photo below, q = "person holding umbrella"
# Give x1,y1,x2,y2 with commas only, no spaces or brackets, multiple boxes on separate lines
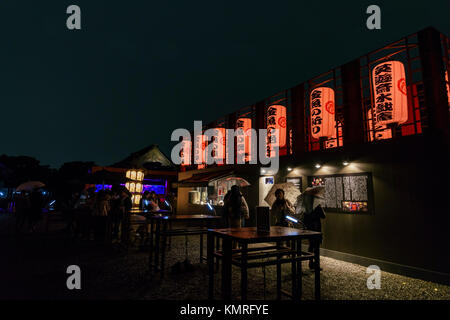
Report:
271,189,295,227
297,186,326,270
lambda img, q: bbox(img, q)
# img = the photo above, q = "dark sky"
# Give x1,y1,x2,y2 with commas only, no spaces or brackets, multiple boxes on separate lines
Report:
0,1,448,168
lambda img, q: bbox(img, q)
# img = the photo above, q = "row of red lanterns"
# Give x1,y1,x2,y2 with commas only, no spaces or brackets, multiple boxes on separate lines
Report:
181,60,412,165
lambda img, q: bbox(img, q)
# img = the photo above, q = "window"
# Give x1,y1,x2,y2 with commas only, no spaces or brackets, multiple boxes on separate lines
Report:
360,34,427,142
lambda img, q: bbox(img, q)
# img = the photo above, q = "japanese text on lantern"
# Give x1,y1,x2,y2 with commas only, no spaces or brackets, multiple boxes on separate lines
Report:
371,61,408,125
211,128,225,164
310,87,335,139
194,134,206,168
180,139,191,166
236,118,252,162
266,105,286,158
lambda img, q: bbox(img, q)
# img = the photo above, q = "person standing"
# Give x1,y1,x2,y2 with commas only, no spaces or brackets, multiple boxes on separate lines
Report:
223,185,249,228
119,189,132,244
271,189,295,227
298,186,326,270
91,190,110,242
15,191,31,233
148,191,160,212
139,191,151,210
29,188,44,232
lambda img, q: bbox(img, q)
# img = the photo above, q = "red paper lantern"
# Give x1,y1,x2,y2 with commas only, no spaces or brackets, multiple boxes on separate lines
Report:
180,139,191,166
371,60,408,125
310,87,335,139
236,118,252,162
194,134,206,166
211,128,226,163
446,70,450,107
266,105,286,157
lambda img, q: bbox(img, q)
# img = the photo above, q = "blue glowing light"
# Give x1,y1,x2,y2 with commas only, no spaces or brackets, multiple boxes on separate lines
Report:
285,215,298,223
49,200,56,206
207,203,214,211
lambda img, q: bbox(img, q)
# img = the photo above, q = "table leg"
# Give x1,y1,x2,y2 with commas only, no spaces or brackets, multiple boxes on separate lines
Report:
148,219,154,272
215,236,220,272
222,238,232,300
276,241,281,300
291,240,297,300
314,237,321,300
297,239,303,300
200,233,204,263
241,242,248,301
168,221,172,250
154,220,161,273
207,232,214,299
160,221,168,278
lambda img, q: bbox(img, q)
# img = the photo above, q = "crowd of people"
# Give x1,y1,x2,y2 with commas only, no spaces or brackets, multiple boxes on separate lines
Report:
63,187,166,243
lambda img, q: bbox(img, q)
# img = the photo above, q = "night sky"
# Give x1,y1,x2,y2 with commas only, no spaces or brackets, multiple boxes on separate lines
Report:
0,1,448,168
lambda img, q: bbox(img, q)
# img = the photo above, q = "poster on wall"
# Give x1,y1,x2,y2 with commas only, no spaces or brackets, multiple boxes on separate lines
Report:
308,173,373,214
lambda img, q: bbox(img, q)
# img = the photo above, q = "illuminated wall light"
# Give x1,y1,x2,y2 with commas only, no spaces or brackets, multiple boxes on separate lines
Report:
343,161,349,166
287,167,292,172
315,163,322,169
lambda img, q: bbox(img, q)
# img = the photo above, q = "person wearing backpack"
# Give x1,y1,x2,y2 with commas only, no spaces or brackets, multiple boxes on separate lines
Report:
223,185,249,228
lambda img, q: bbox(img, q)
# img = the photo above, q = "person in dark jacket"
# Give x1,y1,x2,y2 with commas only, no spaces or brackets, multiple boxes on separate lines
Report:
223,185,249,228
223,185,249,249
29,189,44,232
139,191,151,211
299,186,326,270
119,189,132,244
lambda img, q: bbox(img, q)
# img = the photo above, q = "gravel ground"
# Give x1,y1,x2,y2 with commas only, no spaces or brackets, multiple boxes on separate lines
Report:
0,213,449,300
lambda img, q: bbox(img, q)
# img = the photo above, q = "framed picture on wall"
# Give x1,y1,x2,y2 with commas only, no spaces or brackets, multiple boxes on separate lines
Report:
307,172,374,214
286,177,302,192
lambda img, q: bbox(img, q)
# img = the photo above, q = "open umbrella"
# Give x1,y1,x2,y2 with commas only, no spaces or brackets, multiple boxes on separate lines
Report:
264,182,301,207
223,176,251,187
16,181,45,191
304,186,325,197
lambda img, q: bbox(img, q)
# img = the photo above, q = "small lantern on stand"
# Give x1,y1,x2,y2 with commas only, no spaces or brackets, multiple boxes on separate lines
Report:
125,169,144,208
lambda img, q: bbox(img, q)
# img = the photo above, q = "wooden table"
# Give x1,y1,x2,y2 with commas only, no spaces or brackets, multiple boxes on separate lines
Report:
207,226,322,301
148,214,222,277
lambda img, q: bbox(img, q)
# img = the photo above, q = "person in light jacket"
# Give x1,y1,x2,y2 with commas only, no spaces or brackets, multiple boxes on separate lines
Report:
271,189,295,227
